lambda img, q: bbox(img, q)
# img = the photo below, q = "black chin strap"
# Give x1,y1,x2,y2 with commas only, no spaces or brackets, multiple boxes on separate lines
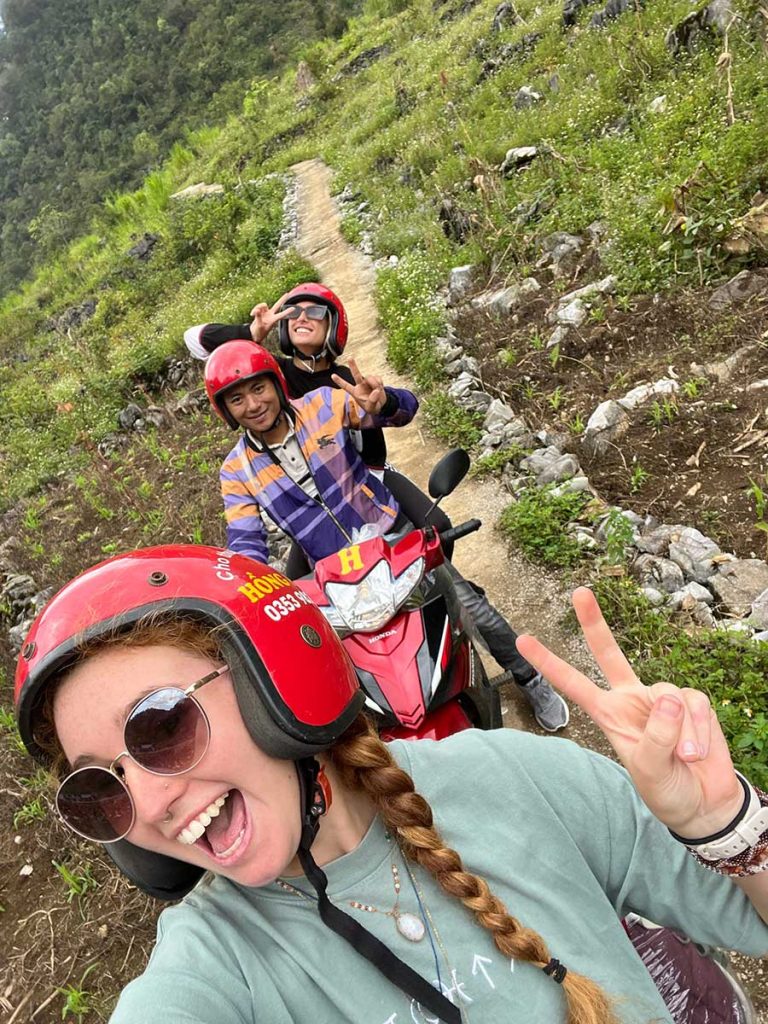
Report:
295,759,460,1024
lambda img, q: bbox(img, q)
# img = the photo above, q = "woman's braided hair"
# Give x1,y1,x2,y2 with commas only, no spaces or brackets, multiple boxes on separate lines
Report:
329,714,621,1024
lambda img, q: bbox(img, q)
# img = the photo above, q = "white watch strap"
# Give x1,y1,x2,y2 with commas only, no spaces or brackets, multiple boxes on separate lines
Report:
689,784,768,861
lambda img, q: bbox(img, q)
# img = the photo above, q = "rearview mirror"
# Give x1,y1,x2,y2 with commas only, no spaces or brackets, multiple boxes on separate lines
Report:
428,448,470,500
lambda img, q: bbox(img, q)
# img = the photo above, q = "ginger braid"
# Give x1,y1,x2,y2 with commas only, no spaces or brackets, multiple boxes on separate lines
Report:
329,715,621,1024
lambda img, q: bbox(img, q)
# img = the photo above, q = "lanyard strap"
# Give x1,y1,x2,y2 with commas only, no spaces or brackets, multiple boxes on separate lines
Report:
294,759,460,1024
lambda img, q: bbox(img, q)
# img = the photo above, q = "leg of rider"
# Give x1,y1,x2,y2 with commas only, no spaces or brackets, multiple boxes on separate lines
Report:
446,563,569,733
285,541,311,580
382,469,454,559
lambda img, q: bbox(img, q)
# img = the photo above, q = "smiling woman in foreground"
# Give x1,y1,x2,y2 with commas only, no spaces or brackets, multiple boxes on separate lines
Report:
13,545,768,1024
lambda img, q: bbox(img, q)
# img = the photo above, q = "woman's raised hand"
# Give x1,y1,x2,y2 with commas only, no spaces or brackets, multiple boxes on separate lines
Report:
331,357,386,415
249,296,295,344
516,588,745,839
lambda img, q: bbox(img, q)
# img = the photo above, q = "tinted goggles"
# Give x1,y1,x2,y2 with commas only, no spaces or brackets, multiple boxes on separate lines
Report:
55,664,229,843
283,304,328,321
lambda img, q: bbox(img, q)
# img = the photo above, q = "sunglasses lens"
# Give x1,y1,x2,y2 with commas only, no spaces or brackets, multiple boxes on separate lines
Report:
125,687,209,775
57,769,133,842
285,305,327,321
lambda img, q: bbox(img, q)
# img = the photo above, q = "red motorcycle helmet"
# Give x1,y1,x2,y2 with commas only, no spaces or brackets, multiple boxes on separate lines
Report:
277,282,349,359
15,545,364,897
204,341,290,430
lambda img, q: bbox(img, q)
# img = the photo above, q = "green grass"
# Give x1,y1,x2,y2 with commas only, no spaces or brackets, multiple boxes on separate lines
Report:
593,576,768,789
500,486,591,567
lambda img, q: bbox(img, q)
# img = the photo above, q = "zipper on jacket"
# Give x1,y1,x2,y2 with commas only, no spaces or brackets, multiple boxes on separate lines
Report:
312,494,353,544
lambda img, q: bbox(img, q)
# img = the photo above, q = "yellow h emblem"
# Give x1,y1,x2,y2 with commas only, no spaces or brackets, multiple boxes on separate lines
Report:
338,545,364,575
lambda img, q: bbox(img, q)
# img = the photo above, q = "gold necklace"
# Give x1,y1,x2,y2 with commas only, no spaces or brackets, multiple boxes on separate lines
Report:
276,858,426,943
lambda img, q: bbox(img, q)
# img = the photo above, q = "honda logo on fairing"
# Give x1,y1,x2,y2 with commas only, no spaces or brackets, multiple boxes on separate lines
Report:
368,629,398,644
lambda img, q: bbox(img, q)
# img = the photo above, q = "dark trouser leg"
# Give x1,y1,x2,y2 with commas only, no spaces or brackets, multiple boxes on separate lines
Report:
285,541,311,580
382,469,455,560
446,564,535,684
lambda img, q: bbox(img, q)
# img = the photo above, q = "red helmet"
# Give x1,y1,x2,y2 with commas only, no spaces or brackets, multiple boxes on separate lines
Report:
14,545,364,898
277,282,349,359
204,341,290,429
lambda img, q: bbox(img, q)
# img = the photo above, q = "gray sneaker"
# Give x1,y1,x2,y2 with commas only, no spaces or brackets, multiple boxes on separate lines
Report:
519,672,570,732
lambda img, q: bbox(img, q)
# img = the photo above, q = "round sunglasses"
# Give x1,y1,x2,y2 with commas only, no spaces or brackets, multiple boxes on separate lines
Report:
55,664,230,843
283,304,328,321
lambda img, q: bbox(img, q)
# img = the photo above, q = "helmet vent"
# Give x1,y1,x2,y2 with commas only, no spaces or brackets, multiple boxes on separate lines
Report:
148,571,169,587
21,641,36,661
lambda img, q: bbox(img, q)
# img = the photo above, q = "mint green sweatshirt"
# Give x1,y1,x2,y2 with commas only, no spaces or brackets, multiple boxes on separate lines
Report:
109,729,768,1024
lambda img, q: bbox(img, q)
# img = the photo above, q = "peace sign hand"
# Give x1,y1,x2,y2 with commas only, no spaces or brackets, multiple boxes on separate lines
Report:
516,588,745,840
331,357,387,415
249,295,295,344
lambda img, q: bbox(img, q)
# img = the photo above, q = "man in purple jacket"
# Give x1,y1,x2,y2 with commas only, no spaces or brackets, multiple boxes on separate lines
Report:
205,339,569,732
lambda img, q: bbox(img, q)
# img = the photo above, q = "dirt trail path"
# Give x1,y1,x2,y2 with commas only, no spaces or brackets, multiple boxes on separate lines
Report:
291,158,595,737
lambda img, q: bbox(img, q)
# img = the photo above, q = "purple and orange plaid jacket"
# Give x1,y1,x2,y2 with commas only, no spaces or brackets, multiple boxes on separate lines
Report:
221,385,418,564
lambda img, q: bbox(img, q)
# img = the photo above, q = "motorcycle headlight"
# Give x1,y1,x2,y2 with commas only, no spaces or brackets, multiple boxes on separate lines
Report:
325,557,425,633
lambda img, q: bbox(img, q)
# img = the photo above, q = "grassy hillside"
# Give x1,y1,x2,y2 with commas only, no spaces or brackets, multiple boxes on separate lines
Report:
1,1,768,1018
1,0,766,506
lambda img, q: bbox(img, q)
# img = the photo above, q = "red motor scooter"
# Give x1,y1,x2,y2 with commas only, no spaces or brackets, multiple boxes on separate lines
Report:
296,449,502,741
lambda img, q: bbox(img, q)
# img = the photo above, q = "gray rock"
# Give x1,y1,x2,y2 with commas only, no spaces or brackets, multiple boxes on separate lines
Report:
142,406,171,430
632,554,686,594
691,602,717,628
540,231,582,256
618,378,679,410
641,586,666,607
501,467,528,494
447,372,480,400
748,587,768,629
118,403,144,431
448,265,476,304
668,527,722,583
483,399,517,432
557,275,618,307
472,277,540,313
493,0,520,30
669,581,715,609
2,573,37,606
555,298,587,327
435,337,463,362
550,474,591,496
709,270,768,310
462,390,493,414
634,524,685,556
710,559,768,617
519,445,560,473
572,528,599,548
536,453,581,485
8,619,34,654
752,630,768,643
515,86,543,109
547,325,569,349
585,399,626,440
746,379,768,391
595,509,642,545
500,146,539,175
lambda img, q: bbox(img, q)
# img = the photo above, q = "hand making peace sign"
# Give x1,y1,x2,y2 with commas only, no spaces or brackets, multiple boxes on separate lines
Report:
516,588,745,840
248,295,296,344
331,357,387,415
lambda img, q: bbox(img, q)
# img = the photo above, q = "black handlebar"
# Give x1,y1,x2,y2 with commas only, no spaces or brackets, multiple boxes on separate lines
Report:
437,518,482,547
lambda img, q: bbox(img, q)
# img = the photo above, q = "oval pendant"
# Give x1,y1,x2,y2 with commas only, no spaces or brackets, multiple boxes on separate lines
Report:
396,912,426,942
